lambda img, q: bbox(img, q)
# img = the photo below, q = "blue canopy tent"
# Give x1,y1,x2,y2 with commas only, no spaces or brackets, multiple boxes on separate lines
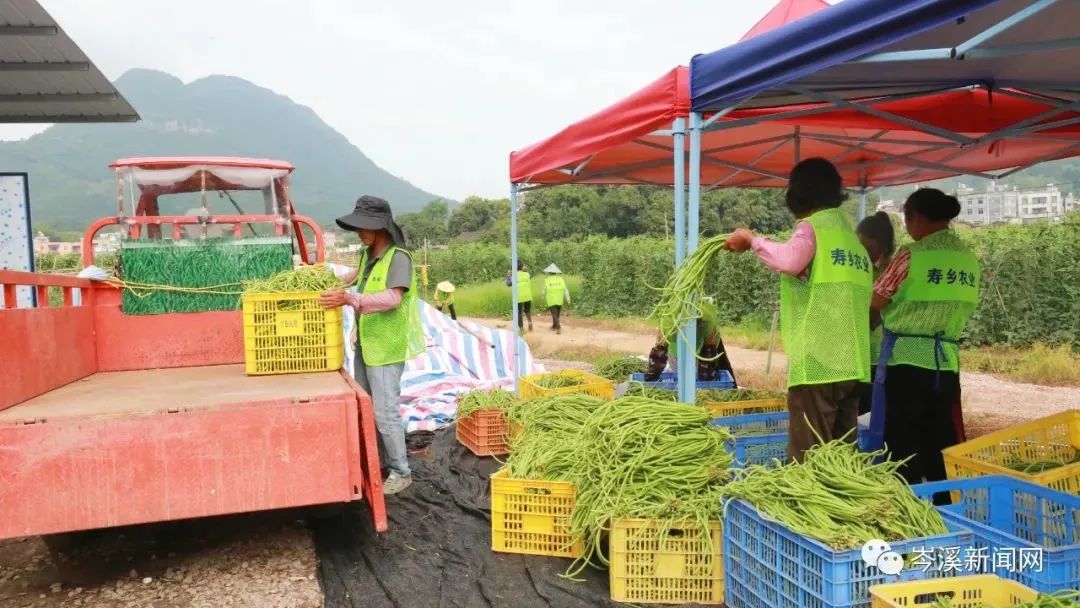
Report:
668,0,1080,401
508,0,1080,403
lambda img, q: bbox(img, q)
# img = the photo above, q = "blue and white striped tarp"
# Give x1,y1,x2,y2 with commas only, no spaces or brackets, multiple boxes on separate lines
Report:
341,296,542,432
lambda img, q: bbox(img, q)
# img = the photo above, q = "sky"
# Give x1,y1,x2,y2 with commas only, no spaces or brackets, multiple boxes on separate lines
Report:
0,0,787,200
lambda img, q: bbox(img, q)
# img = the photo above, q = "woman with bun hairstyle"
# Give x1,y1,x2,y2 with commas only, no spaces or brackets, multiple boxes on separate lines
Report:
856,212,896,415
867,188,979,490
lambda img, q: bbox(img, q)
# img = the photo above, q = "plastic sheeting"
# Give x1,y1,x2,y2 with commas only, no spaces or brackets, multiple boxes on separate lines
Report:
311,429,617,608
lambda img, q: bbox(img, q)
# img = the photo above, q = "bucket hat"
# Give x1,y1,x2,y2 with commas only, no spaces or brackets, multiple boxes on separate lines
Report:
336,195,407,248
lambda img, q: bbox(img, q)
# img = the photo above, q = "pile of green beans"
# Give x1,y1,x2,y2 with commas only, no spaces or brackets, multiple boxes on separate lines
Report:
562,397,734,575
1002,455,1079,474
505,394,605,435
721,439,948,549
594,357,648,382
504,395,606,481
242,264,346,293
456,388,519,420
702,388,785,403
533,374,585,389
929,590,1080,607
649,235,728,345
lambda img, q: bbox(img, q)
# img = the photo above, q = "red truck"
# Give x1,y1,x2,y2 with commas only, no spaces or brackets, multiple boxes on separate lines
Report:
0,157,387,540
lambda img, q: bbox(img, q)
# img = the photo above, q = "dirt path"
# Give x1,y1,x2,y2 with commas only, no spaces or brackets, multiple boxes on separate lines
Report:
486,316,1080,438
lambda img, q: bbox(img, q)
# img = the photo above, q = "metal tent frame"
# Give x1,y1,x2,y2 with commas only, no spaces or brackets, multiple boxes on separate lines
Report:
508,0,1080,403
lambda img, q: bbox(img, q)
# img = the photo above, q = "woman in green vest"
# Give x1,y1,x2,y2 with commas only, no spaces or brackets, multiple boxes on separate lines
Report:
541,263,570,334
867,189,978,489
321,195,425,496
856,212,896,415
505,261,533,332
725,158,872,461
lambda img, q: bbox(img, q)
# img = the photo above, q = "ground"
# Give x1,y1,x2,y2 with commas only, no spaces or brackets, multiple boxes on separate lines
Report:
1,316,1076,607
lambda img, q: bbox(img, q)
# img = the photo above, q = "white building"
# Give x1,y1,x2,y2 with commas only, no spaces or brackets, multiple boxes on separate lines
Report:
956,182,1066,226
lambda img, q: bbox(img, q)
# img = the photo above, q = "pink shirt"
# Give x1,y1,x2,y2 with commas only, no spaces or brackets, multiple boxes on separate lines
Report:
750,221,816,279
345,289,403,314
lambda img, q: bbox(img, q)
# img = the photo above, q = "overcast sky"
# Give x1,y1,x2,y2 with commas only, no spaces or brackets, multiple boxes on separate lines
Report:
0,1,785,200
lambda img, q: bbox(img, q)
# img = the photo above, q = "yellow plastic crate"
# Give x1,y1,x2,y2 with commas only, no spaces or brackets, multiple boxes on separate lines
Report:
942,410,1079,495
870,575,1039,607
490,469,582,558
241,292,344,375
609,518,724,605
518,369,615,400
704,397,786,418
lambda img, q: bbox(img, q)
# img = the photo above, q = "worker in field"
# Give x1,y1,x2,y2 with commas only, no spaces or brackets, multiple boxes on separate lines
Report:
320,195,425,495
505,261,533,332
856,212,896,415
541,264,570,334
868,189,977,490
723,158,872,461
434,281,457,320
645,299,737,384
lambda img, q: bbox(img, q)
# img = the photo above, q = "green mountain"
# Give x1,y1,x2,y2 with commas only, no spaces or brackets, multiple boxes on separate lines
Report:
0,69,445,230
878,157,1080,202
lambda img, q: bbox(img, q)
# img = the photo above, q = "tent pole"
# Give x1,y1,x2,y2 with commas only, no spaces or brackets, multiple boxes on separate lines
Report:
857,187,867,221
678,111,703,405
510,183,522,394
673,118,686,264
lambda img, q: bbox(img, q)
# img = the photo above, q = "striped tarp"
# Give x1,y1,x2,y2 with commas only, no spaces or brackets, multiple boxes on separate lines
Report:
342,298,542,432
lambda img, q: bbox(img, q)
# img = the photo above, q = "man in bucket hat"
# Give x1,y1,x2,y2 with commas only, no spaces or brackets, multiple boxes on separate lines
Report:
321,195,424,495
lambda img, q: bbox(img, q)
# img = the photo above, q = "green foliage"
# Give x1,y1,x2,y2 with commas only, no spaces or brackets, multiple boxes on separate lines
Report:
436,276,584,318
447,196,508,238
397,199,451,247
425,217,1080,350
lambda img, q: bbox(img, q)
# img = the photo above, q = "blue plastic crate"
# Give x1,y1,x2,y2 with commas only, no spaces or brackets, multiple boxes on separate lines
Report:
911,475,1080,594
714,411,790,436
723,499,973,608
726,433,788,468
629,370,736,390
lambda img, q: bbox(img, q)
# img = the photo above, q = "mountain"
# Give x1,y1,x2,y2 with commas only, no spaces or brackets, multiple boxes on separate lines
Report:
878,157,1080,203
0,69,445,230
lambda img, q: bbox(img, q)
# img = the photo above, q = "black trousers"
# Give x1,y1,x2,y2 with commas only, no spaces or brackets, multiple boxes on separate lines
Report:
883,364,961,486
446,303,457,320
549,305,562,330
516,301,532,328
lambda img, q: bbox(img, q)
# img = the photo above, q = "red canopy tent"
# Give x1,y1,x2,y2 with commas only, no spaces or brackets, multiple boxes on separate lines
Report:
506,0,1080,400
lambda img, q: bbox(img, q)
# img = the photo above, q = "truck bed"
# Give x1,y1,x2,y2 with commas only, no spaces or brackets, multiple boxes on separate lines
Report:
0,365,353,423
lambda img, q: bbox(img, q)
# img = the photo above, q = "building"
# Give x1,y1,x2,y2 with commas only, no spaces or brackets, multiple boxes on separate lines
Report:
32,232,83,255
956,182,1067,225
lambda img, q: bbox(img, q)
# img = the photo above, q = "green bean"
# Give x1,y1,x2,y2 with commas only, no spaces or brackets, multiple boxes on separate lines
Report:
456,388,519,420
928,590,1080,607
242,264,346,294
533,374,585,389
593,357,648,382
648,235,728,346
1001,455,1080,474
720,439,948,549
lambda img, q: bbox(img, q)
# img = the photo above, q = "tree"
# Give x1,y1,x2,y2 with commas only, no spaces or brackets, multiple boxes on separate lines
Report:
397,199,450,247
447,196,508,237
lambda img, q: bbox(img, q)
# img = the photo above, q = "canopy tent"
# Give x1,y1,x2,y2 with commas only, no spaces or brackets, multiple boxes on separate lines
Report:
0,0,138,122
508,0,1080,402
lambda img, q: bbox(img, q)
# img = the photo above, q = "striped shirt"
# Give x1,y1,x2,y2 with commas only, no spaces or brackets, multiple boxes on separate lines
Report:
873,248,911,302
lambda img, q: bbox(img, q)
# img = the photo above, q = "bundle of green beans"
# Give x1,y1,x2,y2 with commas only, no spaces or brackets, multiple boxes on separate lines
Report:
456,388,519,420
563,397,734,574
649,234,728,344
533,374,585,389
702,388,785,403
721,439,947,549
928,590,1080,608
504,395,606,480
242,264,346,293
594,357,648,382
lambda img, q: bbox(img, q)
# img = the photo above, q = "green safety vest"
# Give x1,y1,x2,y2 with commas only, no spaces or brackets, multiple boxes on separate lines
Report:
545,275,566,307
438,290,455,305
779,208,873,387
357,246,426,366
517,271,533,303
882,229,979,372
